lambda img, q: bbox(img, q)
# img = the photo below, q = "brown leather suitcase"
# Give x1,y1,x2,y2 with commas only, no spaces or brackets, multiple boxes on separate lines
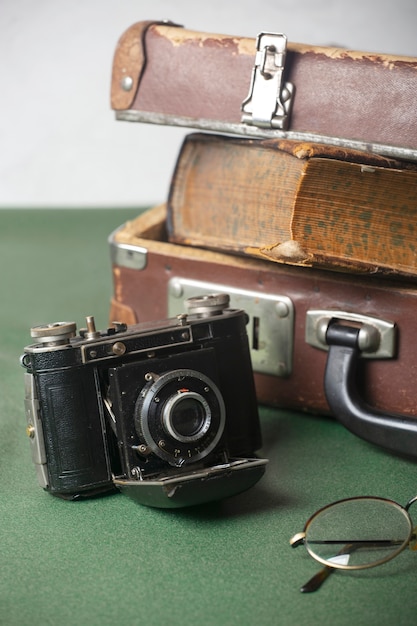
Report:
111,20,417,161
109,21,417,457
109,205,417,458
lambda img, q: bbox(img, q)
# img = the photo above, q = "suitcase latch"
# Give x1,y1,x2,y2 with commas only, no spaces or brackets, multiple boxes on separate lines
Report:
241,32,294,130
168,277,294,377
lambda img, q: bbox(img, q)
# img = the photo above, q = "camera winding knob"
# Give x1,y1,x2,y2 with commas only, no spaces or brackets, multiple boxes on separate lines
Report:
185,293,230,317
30,322,77,346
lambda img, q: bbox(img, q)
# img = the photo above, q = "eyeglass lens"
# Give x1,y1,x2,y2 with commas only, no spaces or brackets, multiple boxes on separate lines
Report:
305,497,412,569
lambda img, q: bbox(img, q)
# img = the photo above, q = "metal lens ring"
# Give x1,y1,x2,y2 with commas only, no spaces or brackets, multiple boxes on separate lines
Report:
162,391,212,443
304,496,413,570
134,369,226,466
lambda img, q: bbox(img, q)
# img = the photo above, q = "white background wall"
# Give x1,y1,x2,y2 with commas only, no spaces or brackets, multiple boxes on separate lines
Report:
2,0,417,208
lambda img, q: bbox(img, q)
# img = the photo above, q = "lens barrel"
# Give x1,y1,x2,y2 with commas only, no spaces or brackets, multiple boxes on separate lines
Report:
135,369,226,466
162,391,212,443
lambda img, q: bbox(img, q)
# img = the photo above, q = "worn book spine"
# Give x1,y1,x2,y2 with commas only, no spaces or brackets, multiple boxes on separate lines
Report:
167,133,417,278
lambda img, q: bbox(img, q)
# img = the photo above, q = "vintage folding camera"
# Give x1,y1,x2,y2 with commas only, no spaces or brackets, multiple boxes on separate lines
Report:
21,293,267,508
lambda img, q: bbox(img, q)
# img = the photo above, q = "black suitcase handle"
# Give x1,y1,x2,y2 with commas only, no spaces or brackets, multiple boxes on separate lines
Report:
324,322,417,458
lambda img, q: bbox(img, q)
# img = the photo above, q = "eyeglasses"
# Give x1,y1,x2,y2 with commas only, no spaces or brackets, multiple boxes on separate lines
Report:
290,495,417,593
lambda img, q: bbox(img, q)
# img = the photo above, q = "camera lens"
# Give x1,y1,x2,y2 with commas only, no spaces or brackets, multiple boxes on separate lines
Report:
135,369,226,466
163,392,211,442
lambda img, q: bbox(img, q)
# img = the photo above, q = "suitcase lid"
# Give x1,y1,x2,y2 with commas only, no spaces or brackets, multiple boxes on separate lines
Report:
111,20,417,162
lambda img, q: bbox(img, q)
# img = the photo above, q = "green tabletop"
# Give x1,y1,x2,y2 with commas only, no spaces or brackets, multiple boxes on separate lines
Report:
1,209,416,626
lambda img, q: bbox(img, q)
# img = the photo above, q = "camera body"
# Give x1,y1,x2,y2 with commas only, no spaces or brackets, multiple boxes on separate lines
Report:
22,294,267,508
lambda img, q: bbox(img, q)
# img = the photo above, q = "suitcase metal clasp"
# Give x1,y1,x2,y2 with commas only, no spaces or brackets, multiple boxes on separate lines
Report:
241,32,294,130
168,278,294,378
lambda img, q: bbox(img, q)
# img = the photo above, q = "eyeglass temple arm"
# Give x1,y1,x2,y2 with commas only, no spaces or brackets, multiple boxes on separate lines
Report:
299,564,334,593
324,322,417,458
290,535,357,593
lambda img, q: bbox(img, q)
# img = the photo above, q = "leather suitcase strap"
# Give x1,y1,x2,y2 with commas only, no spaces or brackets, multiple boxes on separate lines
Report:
111,21,417,161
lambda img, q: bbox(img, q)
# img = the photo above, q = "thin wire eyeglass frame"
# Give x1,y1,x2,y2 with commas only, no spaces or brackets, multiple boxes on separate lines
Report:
290,495,417,593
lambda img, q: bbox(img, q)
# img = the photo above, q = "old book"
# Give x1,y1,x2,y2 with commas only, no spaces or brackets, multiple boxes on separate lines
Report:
167,133,417,277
